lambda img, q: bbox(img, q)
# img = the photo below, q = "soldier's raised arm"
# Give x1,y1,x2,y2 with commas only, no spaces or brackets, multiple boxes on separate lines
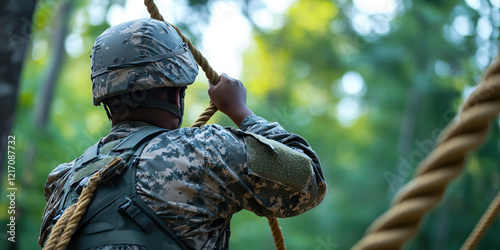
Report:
207,74,327,218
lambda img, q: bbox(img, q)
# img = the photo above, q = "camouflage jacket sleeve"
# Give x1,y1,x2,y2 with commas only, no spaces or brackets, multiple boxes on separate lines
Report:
207,115,327,218
39,162,74,246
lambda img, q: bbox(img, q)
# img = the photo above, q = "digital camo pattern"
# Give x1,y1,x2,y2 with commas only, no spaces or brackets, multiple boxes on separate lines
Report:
91,18,199,105
41,116,327,249
39,162,73,247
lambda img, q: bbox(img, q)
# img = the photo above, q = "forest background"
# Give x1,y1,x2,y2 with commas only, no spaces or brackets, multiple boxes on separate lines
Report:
1,0,500,249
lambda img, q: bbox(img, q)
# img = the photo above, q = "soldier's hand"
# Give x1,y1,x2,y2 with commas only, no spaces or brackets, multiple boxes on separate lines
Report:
208,73,254,127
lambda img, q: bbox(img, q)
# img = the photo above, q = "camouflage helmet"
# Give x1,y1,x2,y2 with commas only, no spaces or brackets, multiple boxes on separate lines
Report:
90,18,199,106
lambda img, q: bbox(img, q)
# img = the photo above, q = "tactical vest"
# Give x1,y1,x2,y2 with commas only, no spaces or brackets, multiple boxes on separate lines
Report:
54,126,188,250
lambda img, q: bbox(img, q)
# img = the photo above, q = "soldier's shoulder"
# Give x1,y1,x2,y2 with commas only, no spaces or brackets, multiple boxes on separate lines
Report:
143,124,243,150
49,160,75,178
157,124,235,138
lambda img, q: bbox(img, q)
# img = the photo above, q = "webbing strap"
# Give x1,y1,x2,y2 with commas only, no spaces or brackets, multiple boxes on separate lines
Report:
118,196,187,248
145,99,181,117
60,126,168,224
75,142,99,167
65,126,187,250
69,230,150,248
122,99,182,118
119,198,157,234
113,126,167,151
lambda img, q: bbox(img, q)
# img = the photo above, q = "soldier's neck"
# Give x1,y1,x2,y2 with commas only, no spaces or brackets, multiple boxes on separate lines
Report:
111,108,180,130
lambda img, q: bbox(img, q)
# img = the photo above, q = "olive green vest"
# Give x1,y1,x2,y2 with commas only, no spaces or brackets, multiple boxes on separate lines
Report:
55,126,187,250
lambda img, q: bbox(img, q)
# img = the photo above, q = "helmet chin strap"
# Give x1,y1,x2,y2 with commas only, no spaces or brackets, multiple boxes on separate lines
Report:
104,104,113,122
177,87,186,129
104,87,186,129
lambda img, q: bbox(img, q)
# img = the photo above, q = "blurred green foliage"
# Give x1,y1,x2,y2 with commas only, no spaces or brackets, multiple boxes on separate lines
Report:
1,0,500,249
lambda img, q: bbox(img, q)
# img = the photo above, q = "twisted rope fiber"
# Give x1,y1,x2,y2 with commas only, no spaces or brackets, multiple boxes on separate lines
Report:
43,204,76,249
42,1,499,248
43,157,126,250
352,57,500,250
461,189,500,250
144,0,285,249
42,1,280,249
268,217,286,250
144,0,219,128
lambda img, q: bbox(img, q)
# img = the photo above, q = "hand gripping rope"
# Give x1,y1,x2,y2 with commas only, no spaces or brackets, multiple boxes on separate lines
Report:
43,1,286,249
143,1,286,249
46,1,500,249
352,53,500,250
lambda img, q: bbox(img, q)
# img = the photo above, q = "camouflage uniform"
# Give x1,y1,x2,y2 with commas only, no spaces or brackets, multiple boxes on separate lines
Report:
40,18,326,249
41,115,327,249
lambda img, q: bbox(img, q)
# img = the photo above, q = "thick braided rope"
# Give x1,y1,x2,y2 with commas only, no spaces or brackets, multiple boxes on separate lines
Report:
352,57,500,250
43,205,76,249
144,0,219,128
43,157,126,250
144,0,286,248
268,217,286,250
461,189,500,250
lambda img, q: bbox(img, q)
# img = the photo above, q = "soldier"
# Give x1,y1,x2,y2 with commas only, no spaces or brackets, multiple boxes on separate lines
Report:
40,18,327,249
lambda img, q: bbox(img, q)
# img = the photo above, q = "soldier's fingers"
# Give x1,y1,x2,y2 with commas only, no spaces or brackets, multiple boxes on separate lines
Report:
208,81,216,94
217,73,228,85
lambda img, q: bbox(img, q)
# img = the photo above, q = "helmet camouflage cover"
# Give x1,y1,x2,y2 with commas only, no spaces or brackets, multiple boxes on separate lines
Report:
90,18,199,105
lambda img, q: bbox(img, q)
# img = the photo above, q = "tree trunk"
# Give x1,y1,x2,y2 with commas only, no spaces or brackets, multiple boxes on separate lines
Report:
397,83,421,157
397,7,429,165
34,0,72,127
0,0,37,190
24,0,72,186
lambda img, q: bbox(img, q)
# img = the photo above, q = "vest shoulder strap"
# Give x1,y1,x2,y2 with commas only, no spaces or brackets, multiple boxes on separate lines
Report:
63,126,188,250
113,126,166,152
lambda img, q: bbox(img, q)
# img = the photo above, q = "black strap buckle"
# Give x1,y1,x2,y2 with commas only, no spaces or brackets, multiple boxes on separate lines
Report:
75,176,89,195
52,210,64,225
118,197,133,213
118,197,156,234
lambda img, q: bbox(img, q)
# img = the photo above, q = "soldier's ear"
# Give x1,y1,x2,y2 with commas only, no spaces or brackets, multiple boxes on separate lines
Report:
174,87,182,107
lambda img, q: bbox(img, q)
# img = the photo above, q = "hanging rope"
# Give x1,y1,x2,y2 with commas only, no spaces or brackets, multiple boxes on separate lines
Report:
42,1,285,249
144,0,218,128
44,157,127,250
143,0,286,249
41,1,500,248
268,216,286,249
352,56,500,250
461,189,500,250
